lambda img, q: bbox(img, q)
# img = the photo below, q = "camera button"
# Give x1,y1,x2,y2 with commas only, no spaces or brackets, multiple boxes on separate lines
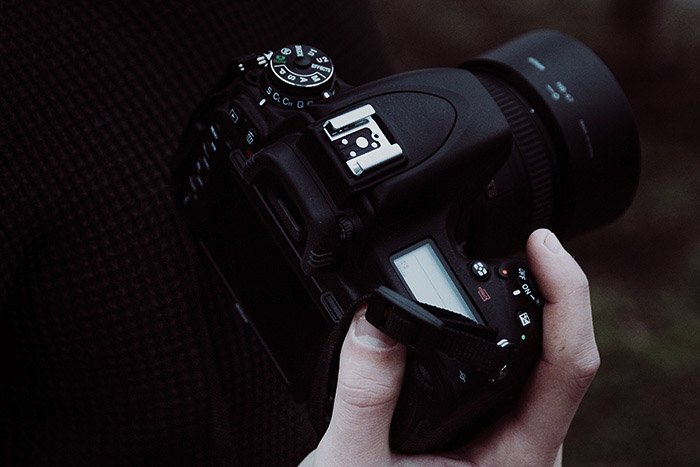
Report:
497,266,511,279
188,175,199,193
229,105,241,125
209,123,220,140
182,192,198,206
470,261,490,281
516,310,532,330
244,127,257,148
203,140,217,160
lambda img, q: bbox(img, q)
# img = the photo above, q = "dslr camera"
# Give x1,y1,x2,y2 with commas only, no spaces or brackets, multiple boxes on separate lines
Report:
172,31,639,452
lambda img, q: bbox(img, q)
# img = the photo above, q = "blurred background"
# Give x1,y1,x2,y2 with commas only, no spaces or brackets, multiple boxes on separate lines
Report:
367,0,699,464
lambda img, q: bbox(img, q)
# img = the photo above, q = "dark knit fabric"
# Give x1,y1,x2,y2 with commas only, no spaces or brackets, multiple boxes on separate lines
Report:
0,1,393,464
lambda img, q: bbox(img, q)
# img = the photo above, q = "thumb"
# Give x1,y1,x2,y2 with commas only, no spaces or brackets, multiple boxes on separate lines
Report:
314,304,406,466
462,229,598,465
526,228,598,371
506,229,598,456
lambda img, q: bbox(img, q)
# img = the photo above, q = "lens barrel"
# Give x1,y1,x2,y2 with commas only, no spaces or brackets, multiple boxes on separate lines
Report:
463,30,640,249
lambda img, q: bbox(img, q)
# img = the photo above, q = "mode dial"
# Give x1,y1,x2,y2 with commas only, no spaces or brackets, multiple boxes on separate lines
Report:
263,45,336,109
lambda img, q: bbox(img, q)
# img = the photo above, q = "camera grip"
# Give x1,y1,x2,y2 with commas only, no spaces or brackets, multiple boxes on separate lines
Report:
363,259,543,453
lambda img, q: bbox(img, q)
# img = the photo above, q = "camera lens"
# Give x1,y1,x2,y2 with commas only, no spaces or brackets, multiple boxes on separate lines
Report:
461,30,640,255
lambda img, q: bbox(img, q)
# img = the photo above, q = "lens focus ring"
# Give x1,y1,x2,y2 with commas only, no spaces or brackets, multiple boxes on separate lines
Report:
475,73,555,230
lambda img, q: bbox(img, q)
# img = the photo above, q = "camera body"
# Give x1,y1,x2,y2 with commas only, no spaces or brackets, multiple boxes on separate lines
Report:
172,33,639,452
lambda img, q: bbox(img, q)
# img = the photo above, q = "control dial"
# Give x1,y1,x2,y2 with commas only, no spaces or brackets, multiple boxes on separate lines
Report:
263,44,336,109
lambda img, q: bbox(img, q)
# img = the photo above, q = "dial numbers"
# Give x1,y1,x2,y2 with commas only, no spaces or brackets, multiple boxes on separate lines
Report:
269,44,334,90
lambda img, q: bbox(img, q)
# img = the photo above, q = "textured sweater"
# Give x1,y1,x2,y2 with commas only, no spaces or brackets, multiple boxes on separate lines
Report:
0,1,392,464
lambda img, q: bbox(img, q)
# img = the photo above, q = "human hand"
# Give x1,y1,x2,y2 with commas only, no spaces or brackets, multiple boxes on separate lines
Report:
300,229,599,466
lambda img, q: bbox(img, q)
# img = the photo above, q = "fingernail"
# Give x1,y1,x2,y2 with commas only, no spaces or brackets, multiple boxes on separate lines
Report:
544,231,565,255
354,316,397,349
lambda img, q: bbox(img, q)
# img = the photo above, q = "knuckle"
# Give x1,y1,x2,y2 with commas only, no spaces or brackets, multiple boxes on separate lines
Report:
567,347,601,395
544,343,600,401
336,372,397,410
